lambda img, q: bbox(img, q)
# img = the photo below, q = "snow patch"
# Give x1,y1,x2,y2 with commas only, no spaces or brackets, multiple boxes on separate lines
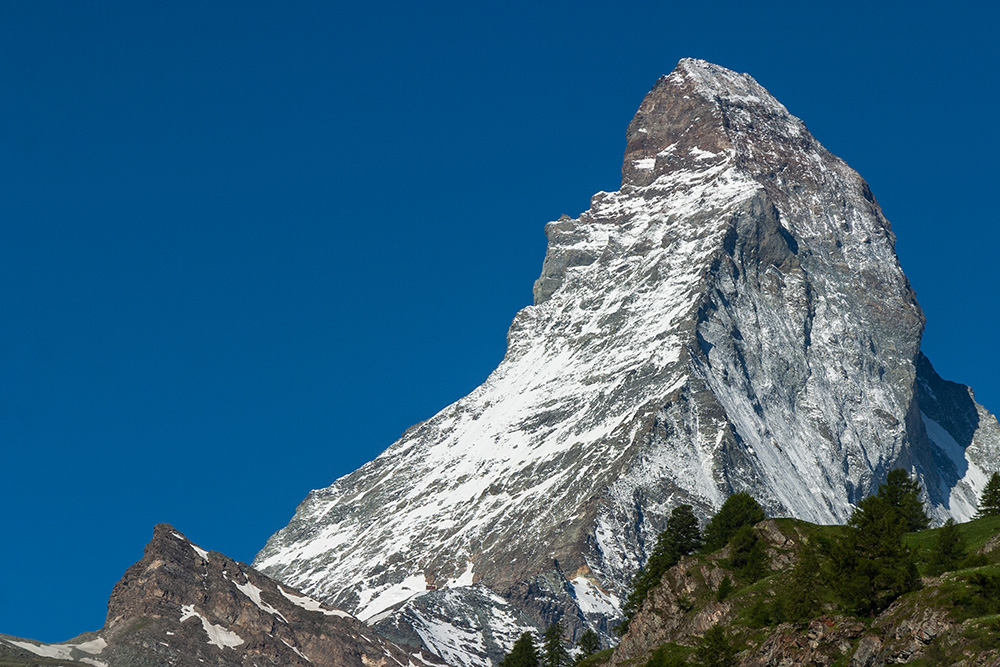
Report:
357,574,429,622
923,412,988,520
688,147,718,160
570,576,620,616
4,638,107,663
179,604,245,648
447,561,475,588
632,158,656,170
279,585,353,618
231,577,288,623
282,638,311,662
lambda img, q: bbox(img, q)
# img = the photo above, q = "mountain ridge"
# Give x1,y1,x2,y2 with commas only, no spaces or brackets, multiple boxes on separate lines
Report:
0,524,445,667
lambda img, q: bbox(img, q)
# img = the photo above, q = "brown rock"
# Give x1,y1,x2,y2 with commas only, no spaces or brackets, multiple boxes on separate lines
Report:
2,524,449,667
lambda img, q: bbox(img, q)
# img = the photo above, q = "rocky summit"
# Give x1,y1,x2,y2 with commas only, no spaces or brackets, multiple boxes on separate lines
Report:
0,524,445,667
253,59,1000,666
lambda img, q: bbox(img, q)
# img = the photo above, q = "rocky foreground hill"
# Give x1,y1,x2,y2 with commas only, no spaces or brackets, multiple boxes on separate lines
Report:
0,525,445,667
603,515,1000,667
253,59,1000,665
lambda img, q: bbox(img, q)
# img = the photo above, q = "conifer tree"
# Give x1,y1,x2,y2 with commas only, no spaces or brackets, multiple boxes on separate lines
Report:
660,503,703,557
976,472,1000,518
575,629,600,660
715,575,733,601
502,633,540,667
618,504,702,634
829,495,919,615
542,621,570,667
701,492,766,552
877,468,930,531
778,539,822,622
694,626,736,667
927,518,967,575
727,524,768,582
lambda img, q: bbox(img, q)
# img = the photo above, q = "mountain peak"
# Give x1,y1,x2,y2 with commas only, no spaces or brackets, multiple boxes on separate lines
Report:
622,59,805,187
672,58,785,110
255,65,1000,667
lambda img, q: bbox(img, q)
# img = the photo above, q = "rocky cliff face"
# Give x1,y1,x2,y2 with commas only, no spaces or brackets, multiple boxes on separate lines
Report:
254,59,1000,666
0,525,445,667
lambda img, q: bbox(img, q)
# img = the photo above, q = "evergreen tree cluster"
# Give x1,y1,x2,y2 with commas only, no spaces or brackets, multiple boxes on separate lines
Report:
500,625,602,667
828,493,920,615
618,493,767,634
502,467,1000,667
619,504,704,633
501,633,540,667
542,621,571,667
927,518,967,575
877,468,930,531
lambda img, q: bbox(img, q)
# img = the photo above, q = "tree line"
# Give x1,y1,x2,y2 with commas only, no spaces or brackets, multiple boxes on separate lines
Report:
499,470,1000,667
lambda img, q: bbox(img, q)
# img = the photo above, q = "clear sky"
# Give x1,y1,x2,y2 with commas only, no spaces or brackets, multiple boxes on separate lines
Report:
2,0,998,643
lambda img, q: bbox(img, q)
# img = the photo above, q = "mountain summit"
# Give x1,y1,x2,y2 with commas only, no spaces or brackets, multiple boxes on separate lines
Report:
254,59,1000,666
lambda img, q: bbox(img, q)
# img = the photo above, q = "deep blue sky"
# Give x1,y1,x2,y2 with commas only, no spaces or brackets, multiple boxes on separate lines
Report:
2,1,997,642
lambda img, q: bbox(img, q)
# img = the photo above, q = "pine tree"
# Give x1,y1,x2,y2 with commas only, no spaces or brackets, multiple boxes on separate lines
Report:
716,575,733,601
694,626,736,667
502,633,540,667
727,524,768,582
542,621,570,667
877,468,930,531
575,629,600,660
777,540,822,622
829,495,919,615
701,492,766,552
927,518,967,575
618,504,702,634
976,472,1000,518
660,504,703,557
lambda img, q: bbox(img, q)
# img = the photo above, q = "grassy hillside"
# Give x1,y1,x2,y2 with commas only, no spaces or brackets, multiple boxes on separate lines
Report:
614,515,1000,667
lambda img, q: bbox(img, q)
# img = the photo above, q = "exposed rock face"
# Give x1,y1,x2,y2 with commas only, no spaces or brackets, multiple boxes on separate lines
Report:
254,59,1000,665
0,524,445,667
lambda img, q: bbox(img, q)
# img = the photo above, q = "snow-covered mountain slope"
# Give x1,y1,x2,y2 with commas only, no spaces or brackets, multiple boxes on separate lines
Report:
254,59,1000,666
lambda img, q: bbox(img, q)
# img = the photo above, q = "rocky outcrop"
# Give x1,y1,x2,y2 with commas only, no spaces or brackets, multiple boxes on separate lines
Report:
254,59,1000,665
0,524,446,667
612,518,1000,667
611,519,807,665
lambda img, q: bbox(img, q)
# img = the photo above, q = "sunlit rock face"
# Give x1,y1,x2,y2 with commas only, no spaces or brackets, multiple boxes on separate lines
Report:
0,524,446,667
254,59,1000,666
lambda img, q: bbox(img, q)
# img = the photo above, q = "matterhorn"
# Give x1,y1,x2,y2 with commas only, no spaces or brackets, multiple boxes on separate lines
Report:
254,59,1000,667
